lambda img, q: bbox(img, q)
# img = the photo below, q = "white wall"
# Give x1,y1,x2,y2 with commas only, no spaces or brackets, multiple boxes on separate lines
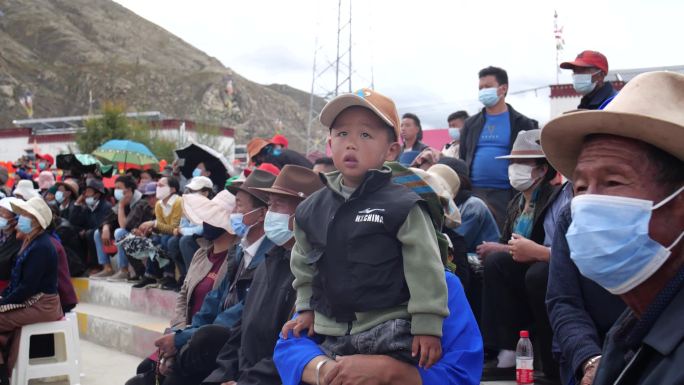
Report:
549,96,582,119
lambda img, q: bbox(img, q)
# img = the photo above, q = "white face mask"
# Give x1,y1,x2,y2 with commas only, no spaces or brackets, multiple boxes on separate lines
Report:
156,186,171,200
572,71,600,95
508,163,538,192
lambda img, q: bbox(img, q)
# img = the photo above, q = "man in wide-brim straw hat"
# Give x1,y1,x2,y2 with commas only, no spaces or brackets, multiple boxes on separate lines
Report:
541,71,684,385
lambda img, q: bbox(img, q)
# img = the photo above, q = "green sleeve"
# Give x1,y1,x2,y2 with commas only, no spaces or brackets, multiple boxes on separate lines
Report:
397,204,450,337
290,221,315,312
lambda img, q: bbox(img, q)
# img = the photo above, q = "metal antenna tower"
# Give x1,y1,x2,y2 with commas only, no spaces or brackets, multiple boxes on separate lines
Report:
306,0,353,154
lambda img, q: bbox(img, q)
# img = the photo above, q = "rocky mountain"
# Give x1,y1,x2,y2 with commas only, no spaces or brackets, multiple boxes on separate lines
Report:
0,0,327,151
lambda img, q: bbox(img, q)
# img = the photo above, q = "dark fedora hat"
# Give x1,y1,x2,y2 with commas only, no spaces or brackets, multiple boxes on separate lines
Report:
227,169,276,204
251,165,323,200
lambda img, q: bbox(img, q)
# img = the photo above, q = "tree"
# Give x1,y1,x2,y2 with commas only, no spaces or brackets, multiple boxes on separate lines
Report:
76,101,177,163
76,101,130,154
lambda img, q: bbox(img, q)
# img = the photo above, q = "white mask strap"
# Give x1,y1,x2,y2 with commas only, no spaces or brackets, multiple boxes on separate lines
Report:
667,230,684,251
653,185,684,211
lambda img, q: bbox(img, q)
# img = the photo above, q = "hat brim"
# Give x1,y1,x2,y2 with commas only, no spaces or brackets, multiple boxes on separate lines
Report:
226,185,269,204
250,186,307,199
495,154,546,159
56,182,79,196
541,110,684,179
182,194,235,234
320,94,398,137
10,200,49,229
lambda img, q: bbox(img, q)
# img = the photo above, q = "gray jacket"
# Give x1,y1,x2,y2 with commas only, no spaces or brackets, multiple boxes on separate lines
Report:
170,240,231,329
593,276,684,385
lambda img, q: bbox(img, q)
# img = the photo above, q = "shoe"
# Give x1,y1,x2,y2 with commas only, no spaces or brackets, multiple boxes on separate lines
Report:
159,277,178,291
90,269,114,280
132,277,157,289
107,270,130,282
481,365,515,382
127,275,142,283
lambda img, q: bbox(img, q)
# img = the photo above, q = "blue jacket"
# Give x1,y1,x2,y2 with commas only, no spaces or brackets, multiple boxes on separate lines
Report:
174,237,274,349
456,195,500,253
0,232,58,305
274,271,483,385
546,205,625,384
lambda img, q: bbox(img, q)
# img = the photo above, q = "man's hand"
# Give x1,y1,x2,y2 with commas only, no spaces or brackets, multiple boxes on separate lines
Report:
154,334,177,357
76,194,86,205
138,221,154,235
120,190,133,206
508,233,550,263
159,356,175,376
101,225,112,246
173,227,181,237
581,356,601,385
281,311,315,339
411,148,441,171
412,335,442,369
325,355,419,385
221,382,237,385
476,241,508,260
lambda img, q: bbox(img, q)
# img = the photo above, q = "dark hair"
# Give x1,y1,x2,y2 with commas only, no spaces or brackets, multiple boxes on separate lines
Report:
166,176,180,194
115,175,137,191
314,157,334,166
535,158,558,185
402,113,423,141
447,111,469,123
478,66,508,87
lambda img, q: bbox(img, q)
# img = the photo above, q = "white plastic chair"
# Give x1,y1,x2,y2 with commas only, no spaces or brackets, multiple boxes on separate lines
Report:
11,312,81,385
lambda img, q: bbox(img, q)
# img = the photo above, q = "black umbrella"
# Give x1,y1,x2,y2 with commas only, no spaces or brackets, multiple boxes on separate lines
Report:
175,142,233,189
56,154,114,177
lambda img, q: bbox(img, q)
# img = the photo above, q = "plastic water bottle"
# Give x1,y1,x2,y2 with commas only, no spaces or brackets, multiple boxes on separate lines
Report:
516,330,534,385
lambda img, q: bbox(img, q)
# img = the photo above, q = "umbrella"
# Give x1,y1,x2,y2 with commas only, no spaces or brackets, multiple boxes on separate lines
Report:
93,140,158,167
175,141,234,189
56,154,114,177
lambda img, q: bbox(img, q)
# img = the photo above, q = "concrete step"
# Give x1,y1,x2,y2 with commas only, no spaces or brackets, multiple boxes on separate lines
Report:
72,277,178,319
74,302,170,358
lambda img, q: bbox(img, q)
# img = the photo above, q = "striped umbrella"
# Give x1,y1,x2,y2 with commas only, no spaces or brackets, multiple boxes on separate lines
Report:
92,140,158,167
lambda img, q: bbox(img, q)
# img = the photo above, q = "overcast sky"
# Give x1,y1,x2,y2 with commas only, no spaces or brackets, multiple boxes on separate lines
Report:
114,0,683,128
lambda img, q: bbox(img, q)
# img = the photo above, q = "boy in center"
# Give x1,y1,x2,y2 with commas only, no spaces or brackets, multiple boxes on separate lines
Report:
282,88,449,368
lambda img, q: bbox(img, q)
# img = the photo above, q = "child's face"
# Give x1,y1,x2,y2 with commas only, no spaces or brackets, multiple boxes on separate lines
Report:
329,107,400,188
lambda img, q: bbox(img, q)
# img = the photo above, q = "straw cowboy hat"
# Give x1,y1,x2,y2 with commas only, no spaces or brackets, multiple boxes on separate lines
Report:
541,71,684,178
56,179,80,196
183,190,236,234
13,180,40,200
11,197,53,229
250,165,323,200
496,129,545,159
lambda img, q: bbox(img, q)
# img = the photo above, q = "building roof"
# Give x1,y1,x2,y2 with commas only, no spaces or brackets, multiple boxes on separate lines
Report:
550,64,684,99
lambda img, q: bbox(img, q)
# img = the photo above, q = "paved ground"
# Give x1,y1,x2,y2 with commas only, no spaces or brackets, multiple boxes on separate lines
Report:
39,340,515,385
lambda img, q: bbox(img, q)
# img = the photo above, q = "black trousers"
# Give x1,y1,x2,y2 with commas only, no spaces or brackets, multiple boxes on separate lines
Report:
482,252,558,377
162,325,232,385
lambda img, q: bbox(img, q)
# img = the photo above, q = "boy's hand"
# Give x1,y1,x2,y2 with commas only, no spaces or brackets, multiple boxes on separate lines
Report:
281,310,315,339
411,335,442,370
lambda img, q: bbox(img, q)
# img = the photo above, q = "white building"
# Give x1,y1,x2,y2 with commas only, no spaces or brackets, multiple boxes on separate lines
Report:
549,65,684,119
0,112,236,163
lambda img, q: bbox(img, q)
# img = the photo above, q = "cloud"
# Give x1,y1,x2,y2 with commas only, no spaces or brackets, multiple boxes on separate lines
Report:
114,0,684,128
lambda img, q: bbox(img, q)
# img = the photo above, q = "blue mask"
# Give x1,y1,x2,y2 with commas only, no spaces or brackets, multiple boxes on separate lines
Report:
85,196,97,207
566,186,684,295
39,162,46,169
572,72,599,95
230,208,260,238
264,211,293,246
230,213,249,237
0,217,9,230
55,191,65,203
478,87,500,107
114,189,125,201
272,148,283,157
192,168,202,178
448,128,460,141
17,215,34,234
